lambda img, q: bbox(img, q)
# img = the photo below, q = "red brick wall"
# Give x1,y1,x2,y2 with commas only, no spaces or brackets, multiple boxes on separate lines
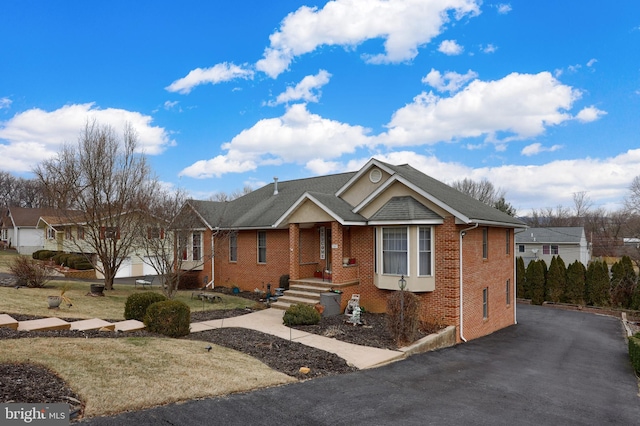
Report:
460,226,515,341
204,219,515,342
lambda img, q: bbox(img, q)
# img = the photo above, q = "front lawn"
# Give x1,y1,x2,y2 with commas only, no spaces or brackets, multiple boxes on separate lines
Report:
0,279,255,320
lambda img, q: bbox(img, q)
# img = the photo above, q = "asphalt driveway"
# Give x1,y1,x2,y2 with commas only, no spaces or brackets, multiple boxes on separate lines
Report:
82,304,640,425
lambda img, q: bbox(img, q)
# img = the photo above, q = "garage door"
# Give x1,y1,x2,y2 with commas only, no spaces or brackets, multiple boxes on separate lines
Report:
115,257,132,278
142,257,160,276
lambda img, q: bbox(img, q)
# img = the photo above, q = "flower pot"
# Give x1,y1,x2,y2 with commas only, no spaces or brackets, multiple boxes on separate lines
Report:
47,296,62,309
90,284,105,296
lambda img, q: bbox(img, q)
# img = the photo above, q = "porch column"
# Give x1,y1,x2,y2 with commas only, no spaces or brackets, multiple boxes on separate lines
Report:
331,221,343,282
289,223,300,280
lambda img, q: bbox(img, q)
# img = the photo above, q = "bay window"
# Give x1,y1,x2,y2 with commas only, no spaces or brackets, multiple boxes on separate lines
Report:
382,227,407,275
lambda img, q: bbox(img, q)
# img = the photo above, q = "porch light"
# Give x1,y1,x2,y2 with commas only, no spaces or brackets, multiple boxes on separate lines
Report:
398,275,407,290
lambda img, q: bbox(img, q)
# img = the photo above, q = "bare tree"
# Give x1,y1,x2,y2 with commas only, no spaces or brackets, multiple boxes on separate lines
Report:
572,191,593,222
625,176,640,214
208,185,253,202
135,186,188,298
34,120,159,290
451,178,505,205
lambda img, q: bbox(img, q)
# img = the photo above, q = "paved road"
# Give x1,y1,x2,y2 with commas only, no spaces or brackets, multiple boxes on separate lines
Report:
81,305,640,425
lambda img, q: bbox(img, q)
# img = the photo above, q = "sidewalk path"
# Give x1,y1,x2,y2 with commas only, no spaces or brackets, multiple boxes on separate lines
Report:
190,308,405,369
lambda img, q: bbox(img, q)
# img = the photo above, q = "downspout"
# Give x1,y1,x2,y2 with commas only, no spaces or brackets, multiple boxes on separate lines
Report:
459,223,479,343
513,228,528,326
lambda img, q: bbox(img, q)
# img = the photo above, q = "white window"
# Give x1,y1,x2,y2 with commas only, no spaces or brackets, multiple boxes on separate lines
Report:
229,232,237,262
418,227,432,276
257,231,267,263
543,245,559,255
483,287,489,319
383,227,408,275
47,227,56,240
192,232,202,261
482,228,488,259
1,228,8,240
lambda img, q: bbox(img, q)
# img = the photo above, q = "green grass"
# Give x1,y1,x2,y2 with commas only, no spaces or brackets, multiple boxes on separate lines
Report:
0,279,255,320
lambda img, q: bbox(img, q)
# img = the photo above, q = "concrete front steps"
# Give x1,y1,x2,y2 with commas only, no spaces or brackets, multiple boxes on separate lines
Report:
0,314,144,332
271,278,358,310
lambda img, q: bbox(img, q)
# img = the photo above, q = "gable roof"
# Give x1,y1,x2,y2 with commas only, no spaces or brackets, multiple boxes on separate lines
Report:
369,196,443,223
515,227,586,244
186,158,526,230
2,207,66,228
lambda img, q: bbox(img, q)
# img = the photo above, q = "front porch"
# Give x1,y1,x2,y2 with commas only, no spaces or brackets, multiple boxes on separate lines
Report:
271,277,359,311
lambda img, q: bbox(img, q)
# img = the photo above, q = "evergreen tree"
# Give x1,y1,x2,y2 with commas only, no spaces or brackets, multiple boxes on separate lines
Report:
565,260,586,304
527,260,546,305
546,256,566,303
611,256,636,308
516,256,527,299
592,260,611,307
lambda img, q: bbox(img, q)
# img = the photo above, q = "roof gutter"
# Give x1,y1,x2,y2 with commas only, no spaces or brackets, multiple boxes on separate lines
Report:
459,223,479,343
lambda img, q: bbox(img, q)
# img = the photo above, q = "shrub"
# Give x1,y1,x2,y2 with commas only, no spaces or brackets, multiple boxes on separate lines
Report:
73,261,94,270
177,271,201,289
386,290,420,345
628,336,640,374
283,303,321,326
143,300,191,338
124,292,167,321
9,256,52,288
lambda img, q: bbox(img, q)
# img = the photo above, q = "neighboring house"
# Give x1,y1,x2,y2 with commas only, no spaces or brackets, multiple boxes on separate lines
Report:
177,158,526,342
515,227,591,267
0,206,63,255
36,214,162,279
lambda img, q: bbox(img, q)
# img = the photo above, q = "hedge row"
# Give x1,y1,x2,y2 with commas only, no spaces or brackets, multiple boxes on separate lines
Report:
32,250,93,270
629,335,640,374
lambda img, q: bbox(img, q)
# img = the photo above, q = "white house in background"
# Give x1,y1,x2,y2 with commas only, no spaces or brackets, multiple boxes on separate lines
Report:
0,206,60,255
516,227,591,266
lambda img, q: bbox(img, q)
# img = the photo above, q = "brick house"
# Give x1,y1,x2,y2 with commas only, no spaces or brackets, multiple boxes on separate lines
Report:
177,158,526,342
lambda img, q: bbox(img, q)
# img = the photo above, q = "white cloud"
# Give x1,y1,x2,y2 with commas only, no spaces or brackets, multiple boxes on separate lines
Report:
422,68,478,93
0,103,174,172
179,103,372,178
481,44,497,53
586,58,598,67
166,62,254,94
497,4,512,14
378,72,599,147
0,97,11,110
342,149,639,215
269,70,332,106
163,100,180,111
575,106,607,122
438,40,464,55
521,142,563,156
256,0,481,78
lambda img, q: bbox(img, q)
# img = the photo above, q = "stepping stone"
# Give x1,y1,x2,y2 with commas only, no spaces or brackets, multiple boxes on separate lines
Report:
114,319,145,332
17,317,71,332
0,314,18,330
70,318,115,331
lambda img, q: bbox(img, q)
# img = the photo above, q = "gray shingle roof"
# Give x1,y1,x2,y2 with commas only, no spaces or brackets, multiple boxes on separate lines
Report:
515,227,585,244
187,159,526,230
369,196,442,222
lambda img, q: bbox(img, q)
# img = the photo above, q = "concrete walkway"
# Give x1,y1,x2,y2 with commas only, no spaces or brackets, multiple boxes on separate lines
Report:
2,308,454,370
190,308,406,369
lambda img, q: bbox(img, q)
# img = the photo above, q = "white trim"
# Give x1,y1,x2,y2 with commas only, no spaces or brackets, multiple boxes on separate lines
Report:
335,158,396,197
417,226,434,277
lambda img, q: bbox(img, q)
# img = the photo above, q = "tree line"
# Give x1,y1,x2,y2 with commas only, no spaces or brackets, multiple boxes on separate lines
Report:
517,255,640,310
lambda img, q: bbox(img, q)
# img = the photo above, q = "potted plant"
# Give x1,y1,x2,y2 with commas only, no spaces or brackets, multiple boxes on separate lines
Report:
90,283,105,296
47,284,72,309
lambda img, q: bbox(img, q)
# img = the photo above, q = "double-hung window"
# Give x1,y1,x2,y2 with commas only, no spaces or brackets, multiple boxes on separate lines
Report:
192,232,202,261
483,288,489,319
229,232,238,262
482,228,488,259
382,227,407,275
257,231,267,263
542,245,559,255
418,227,432,276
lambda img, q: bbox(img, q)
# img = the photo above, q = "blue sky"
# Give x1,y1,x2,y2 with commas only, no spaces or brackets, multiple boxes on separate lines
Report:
1,0,639,215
